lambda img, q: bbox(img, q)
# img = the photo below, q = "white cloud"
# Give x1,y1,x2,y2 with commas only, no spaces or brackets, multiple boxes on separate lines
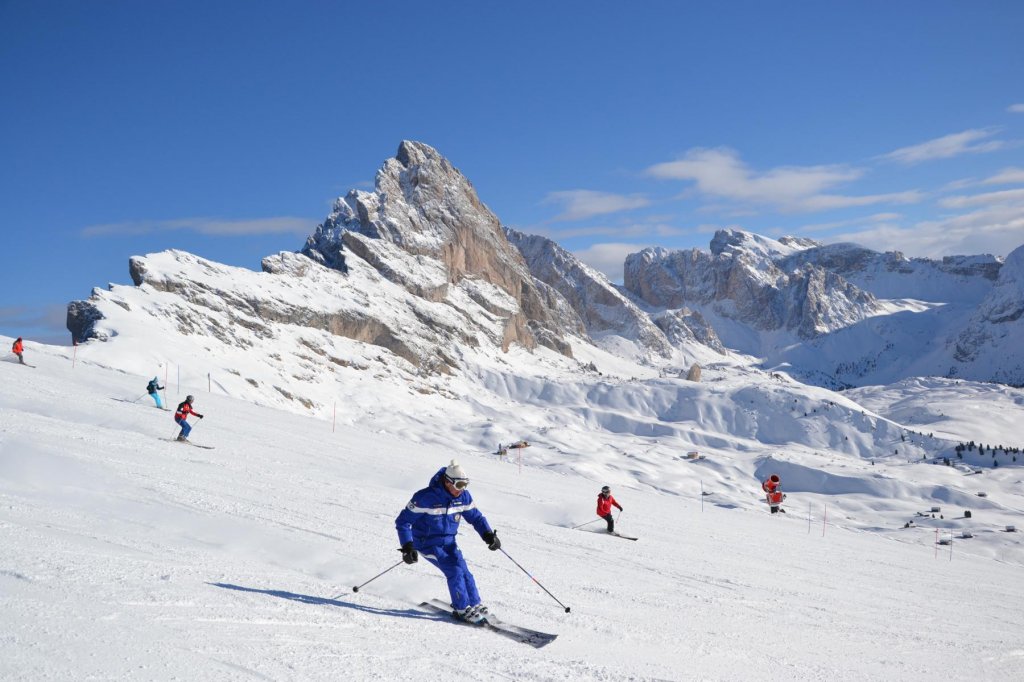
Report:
982,167,1024,186
82,217,315,238
831,189,1024,258
572,242,651,282
645,147,920,213
880,128,1004,165
542,190,650,222
1008,104,1024,113
939,187,1024,209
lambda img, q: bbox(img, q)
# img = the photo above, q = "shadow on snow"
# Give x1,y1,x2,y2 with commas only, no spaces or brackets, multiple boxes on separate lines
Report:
207,582,438,621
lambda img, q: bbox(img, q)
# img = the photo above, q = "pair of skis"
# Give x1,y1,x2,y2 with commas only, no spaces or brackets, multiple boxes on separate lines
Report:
575,526,638,541
163,437,215,450
417,599,557,648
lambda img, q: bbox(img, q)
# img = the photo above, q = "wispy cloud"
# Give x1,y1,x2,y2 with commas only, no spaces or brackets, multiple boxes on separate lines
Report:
542,190,650,222
1008,104,1024,113
81,216,315,238
982,167,1024,186
572,242,652,283
832,187,1024,258
645,147,920,213
880,128,1004,165
939,187,1024,209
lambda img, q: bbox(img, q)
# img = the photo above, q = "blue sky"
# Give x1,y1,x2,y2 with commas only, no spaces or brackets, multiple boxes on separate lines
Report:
2,1,1023,345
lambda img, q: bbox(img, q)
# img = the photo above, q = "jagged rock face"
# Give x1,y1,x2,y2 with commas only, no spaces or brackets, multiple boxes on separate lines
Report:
302,140,570,356
505,228,677,358
624,231,879,339
950,244,1024,384
778,243,1001,304
652,308,725,353
67,298,106,344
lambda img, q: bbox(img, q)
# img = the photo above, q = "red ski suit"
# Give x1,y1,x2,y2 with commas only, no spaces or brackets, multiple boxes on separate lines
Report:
596,493,622,517
12,339,23,354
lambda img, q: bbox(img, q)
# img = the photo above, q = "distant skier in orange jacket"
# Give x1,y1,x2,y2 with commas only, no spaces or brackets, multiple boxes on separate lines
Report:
11,337,25,364
596,485,624,532
762,474,785,514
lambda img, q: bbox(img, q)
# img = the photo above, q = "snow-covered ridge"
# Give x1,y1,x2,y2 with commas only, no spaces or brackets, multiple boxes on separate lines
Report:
623,227,1021,387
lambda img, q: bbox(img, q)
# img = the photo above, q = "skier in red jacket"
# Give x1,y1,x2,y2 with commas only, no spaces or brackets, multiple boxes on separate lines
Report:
762,474,785,514
174,395,204,441
596,485,624,533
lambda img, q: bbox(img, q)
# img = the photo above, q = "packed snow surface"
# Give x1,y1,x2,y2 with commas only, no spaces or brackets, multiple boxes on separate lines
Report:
2,345,1024,681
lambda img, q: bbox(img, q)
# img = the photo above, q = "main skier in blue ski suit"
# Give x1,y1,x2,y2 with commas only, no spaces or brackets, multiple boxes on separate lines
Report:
395,460,501,623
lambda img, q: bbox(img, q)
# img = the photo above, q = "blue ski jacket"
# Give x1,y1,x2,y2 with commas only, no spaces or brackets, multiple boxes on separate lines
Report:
396,467,492,549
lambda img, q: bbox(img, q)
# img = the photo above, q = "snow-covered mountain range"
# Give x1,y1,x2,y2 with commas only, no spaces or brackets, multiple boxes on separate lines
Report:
56,141,1024,560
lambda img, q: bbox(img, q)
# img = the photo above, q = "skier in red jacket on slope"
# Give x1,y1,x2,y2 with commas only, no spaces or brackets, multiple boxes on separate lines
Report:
174,395,204,441
596,485,624,533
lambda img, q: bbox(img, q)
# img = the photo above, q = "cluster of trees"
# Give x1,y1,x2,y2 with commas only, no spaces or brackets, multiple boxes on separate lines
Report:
954,441,1021,466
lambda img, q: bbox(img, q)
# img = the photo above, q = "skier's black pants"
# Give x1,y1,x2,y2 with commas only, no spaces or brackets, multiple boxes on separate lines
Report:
601,513,614,532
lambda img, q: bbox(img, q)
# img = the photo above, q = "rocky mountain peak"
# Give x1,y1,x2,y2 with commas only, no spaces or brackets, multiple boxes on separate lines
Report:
302,141,573,357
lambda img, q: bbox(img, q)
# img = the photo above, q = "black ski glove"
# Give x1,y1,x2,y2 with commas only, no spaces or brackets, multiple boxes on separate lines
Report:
400,542,418,564
198,414,204,419
482,530,501,551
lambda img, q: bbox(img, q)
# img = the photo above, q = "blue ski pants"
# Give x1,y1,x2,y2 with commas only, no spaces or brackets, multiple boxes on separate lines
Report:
175,417,192,439
421,542,480,610
150,392,163,408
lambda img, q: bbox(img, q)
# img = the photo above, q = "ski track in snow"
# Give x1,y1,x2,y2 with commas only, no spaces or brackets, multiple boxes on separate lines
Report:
2,347,1024,680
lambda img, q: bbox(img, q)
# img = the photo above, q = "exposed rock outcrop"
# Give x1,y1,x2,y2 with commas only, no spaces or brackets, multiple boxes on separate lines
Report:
624,230,879,339
950,244,1024,385
505,228,679,358
302,140,572,357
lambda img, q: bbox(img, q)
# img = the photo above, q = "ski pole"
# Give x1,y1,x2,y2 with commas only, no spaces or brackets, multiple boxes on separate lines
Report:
571,518,600,530
349,560,405,595
498,547,571,613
